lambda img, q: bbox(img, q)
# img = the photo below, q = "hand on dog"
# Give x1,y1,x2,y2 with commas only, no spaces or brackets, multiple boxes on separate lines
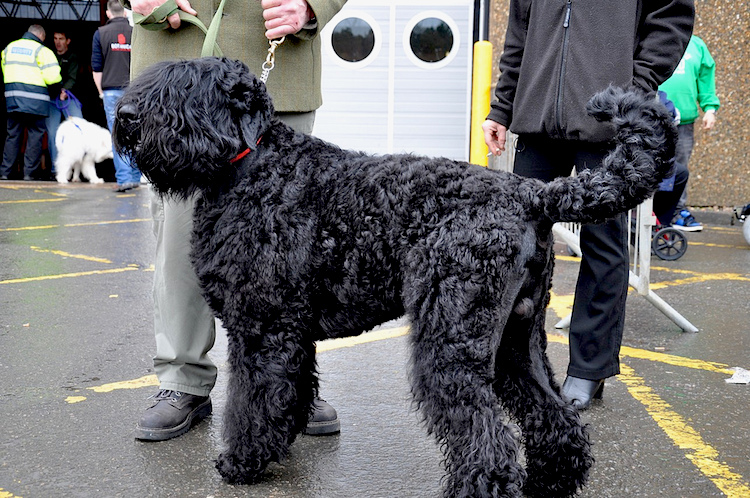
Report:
130,0,197,29
482,120,507,156
261,0,313,39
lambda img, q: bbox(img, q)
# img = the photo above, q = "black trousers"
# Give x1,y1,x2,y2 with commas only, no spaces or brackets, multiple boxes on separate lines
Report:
1,112,46,179
513,135,629,380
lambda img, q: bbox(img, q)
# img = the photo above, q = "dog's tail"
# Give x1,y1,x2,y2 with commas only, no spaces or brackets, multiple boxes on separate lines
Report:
535,86,677,224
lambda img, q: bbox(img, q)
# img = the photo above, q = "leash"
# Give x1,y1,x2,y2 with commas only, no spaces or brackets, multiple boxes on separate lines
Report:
55,90,83,119
259,36,285,84
132,0,225,57
133,0,286,73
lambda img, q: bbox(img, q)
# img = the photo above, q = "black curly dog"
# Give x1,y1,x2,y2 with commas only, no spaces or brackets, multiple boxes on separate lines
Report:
114,57,675,497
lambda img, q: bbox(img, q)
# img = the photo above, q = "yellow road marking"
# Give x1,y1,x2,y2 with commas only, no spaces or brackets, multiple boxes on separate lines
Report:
0,488,22,498
316,326,410,352
88,375,158,393
0,267,139,285
0,198,65,205
0,218,150,232
619,363,750,497
29,246,112,264
65,396,87,404
546,334,734,375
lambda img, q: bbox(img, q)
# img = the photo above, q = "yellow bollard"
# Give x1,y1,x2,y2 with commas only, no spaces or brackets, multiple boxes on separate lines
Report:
469,41,493,166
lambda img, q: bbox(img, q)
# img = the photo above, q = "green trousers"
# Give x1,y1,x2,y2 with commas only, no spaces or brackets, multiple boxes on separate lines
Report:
150,111,315,396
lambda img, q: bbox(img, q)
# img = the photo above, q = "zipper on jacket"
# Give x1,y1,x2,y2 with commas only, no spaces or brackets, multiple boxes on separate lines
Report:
555,0,572,136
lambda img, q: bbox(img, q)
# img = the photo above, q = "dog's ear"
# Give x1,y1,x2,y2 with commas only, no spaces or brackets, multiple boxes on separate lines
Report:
221,59,275,150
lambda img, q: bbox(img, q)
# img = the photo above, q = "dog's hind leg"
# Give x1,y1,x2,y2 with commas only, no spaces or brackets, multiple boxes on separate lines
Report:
80,157,104,184
215,322,317,484
493,273,593,497
408,276,528,498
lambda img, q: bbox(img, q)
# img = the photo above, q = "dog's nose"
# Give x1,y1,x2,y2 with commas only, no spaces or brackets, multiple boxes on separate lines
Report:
117,104,138,123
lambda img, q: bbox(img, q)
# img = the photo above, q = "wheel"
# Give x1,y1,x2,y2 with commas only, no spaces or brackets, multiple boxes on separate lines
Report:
743,219,750,246
652,227,687,260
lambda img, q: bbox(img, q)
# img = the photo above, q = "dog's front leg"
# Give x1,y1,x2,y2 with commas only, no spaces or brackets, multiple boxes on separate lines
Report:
215,323,317,484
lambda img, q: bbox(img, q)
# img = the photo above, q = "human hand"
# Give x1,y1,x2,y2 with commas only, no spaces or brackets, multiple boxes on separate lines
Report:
261,0,313,39
703,110,716,130
130,0,197,29
482,120,507,156
60,89,68,101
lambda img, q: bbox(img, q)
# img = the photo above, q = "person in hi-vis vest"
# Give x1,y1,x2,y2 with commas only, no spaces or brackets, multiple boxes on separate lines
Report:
1,24,62,180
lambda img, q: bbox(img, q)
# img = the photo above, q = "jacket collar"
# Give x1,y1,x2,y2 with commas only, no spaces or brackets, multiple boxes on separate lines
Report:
21,32,43,44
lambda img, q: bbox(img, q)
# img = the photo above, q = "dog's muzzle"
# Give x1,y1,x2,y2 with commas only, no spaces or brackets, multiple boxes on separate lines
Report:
114,104,141,144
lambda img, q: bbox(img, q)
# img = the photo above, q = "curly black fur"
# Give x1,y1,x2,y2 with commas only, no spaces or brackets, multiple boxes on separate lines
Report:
115,57,676,497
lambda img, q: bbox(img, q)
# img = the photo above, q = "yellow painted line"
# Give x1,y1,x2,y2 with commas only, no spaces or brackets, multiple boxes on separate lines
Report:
690,241,748,250
548,291,574,319
0,218,150,232
0,198,65,205
29,246,112,264
316,326,410,352
65,396,87,404
619,363,750,497
547,334,734,375
88,375,158,393
0,267,139,285
0,488,22,498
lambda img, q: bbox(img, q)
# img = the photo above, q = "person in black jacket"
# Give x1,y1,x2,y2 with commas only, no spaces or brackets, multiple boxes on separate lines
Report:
483,0,695,410
92,0,141,192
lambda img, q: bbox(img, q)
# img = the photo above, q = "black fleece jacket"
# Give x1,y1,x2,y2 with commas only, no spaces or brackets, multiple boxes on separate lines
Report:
487,0,694,143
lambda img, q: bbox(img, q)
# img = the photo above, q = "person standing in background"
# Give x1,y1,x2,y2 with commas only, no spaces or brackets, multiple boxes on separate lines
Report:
45,31,84,177
1,25,62,181
92,0,141,192
659,35,720,232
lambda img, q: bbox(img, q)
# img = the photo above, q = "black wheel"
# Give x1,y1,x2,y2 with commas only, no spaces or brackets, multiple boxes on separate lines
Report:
652,227,687,260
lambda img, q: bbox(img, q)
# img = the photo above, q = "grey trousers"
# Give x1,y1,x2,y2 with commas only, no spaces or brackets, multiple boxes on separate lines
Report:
151,111,316,396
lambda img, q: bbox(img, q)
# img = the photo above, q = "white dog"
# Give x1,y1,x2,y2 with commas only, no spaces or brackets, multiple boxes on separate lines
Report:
55,117,113,184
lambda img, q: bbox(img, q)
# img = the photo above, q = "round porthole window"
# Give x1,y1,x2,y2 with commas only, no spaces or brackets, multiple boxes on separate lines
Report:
331,16,376,64
404,12,460,69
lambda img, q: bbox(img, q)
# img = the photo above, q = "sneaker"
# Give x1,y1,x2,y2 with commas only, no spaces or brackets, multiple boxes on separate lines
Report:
113,182,139,192
135,389,212,441
672,209,703,232
303,398,340,435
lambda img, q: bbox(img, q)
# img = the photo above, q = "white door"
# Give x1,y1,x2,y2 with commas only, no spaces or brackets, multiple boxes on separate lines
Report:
314,0,474,161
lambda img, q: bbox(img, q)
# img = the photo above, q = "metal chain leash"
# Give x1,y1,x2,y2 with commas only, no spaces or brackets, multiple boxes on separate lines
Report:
260,36,285,84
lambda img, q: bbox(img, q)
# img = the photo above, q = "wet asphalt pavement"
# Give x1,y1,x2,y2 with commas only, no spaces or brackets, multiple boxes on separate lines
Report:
1,181,749,498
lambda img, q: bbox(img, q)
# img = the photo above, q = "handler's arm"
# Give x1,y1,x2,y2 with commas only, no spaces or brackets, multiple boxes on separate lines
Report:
632,0,694,91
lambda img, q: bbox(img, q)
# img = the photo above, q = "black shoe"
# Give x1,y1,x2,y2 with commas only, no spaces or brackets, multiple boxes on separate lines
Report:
303,398,340,435
135,389,212,441
562,376,604,410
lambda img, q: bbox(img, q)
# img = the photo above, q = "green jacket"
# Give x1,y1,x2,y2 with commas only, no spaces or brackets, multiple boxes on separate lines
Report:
129,0,346,112
659,36,720,125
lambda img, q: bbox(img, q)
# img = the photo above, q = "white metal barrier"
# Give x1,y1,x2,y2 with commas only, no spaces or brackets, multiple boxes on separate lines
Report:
489,132,698,333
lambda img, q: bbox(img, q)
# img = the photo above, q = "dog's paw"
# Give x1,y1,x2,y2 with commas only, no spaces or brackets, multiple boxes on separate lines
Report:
89,178,104,184
215,452,265,484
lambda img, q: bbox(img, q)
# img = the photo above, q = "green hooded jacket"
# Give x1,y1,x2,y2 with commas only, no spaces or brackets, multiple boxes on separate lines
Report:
659,35,720,125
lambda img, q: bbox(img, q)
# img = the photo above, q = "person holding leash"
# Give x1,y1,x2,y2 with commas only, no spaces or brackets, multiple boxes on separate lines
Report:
125,0,347,440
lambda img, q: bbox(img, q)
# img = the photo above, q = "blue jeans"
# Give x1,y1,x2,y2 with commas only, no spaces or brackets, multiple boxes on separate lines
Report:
103,89,141,185
45,97,83,170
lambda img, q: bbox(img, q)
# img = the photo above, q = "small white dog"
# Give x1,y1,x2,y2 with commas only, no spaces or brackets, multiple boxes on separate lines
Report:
55,117,113,184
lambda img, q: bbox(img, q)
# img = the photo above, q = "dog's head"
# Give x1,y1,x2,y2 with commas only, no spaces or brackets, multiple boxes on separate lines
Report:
113,57,274,198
